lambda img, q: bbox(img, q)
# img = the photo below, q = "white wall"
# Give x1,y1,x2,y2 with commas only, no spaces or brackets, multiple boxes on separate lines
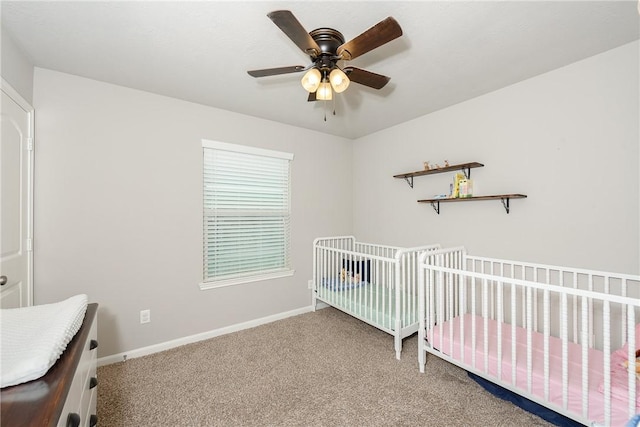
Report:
32,68,353,357
352,41,639,275
1,27,34,103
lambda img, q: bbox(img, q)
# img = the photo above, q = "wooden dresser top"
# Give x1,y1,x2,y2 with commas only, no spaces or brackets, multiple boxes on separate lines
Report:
1,303,98,427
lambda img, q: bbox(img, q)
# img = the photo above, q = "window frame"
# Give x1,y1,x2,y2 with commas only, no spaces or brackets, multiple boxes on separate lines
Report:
200,139,294,290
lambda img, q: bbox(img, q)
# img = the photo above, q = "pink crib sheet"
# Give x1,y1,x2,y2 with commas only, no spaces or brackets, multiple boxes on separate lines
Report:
428,314,639,426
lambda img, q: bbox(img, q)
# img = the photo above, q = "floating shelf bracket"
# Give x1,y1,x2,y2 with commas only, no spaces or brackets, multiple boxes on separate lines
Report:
430,201,441,214
501,197,511,214
404,176,414,188
462,166,472,179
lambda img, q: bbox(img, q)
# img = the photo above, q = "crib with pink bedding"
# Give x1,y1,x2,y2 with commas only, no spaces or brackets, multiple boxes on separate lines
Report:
417,247,640,426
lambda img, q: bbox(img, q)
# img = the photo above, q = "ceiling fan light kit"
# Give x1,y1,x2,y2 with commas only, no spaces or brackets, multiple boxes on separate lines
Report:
301,68,322,92
247,10,403,117
316,82,333,101
329,68,349,93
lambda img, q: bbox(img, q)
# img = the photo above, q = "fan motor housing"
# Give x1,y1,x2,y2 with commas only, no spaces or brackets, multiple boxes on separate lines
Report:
309,28,345,62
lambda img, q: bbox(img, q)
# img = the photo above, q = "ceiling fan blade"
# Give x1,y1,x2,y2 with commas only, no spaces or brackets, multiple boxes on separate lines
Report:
247,65,306,78
267,10,321,57
307,92,317,102
344,67,391,90
337,17,402,61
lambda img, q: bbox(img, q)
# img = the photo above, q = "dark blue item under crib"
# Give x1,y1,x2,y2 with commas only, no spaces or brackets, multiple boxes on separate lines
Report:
467,372,583,427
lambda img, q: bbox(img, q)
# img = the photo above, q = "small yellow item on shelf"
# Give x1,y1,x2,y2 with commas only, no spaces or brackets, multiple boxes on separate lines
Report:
451,173,465,198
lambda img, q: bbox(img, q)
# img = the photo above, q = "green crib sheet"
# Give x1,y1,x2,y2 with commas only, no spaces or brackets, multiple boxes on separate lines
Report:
317,283,417,330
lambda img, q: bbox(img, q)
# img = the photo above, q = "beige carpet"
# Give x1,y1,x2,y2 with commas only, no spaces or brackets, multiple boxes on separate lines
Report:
98,307,552,426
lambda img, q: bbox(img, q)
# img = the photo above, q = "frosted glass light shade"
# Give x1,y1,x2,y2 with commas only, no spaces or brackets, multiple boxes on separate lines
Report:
329,68,350,93
316,82,333,100
301,68,321,92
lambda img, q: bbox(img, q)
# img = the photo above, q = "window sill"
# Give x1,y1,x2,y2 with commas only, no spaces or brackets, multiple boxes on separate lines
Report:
199,269,295,290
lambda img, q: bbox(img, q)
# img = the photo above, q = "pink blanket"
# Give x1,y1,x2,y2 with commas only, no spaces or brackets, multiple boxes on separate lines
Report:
598,323,640,409
428,314,639,426
601,349,640,407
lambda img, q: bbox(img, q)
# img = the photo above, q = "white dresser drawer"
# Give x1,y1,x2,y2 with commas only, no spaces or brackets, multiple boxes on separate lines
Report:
83,388,97,427
59,308,98,427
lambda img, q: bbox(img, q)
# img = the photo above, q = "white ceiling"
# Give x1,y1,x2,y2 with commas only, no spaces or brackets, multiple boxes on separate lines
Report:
2,1,638,139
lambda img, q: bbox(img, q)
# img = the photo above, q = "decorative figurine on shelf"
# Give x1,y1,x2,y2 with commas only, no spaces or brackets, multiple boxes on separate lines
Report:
435,163,441,169
444,160,450,167
423,161,431,170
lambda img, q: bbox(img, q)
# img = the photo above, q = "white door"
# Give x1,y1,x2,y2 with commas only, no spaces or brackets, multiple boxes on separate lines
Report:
0,81,34,308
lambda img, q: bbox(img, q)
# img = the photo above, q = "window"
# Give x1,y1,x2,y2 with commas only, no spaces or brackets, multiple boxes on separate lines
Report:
201,140,294,289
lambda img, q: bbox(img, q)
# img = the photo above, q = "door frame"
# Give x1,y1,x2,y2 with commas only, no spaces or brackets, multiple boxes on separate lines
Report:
1,78,34,306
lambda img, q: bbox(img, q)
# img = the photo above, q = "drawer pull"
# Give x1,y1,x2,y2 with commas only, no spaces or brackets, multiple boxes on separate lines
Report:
89,415,98,427
90,377,98,389
66,413,80,427
90,339,99,350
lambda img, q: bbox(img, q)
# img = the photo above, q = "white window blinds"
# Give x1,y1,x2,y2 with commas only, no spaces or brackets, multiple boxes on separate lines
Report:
202,140,294,288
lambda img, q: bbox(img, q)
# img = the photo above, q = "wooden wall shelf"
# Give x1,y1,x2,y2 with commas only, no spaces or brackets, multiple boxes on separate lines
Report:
393,162,484,188
394,161,526,214
418,194,527,214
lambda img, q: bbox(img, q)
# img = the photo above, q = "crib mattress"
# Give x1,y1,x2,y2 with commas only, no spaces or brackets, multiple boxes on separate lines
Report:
317,283,417,331
427,314,639,426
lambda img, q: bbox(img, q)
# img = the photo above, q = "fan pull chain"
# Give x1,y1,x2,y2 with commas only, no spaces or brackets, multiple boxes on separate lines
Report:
323,99,327,122
333,95,336,116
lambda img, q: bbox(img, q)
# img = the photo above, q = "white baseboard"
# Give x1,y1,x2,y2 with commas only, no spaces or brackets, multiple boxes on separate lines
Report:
98,305,322,367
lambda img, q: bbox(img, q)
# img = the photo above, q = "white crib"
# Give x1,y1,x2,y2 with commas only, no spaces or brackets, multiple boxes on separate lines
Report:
418,247,640,426
312,236,440,359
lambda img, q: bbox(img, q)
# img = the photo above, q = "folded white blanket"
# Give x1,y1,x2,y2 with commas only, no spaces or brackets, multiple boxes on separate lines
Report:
1,294,88,388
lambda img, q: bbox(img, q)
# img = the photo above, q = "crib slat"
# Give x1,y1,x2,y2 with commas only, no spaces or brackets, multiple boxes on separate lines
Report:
588,274,594,348
622,277,628,359
471,273,477,369
580,295,588,419
561,290,568,410
418,257,427,372
497,280,503,381
483,278,489,374
627,303,636,419
511,281,517,388
526,285,533,394
520,266,526,333
459,271,466,365
533,267,538,334
572,272,578,344
603,297,611,426
543,289,550,402
449,271,454,359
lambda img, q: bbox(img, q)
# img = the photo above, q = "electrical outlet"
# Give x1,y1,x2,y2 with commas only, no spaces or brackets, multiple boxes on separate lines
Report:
308,279,313,289
140,309,151,324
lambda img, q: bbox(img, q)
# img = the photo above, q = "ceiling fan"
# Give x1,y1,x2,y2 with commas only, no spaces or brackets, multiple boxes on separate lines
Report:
247,10,403,103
